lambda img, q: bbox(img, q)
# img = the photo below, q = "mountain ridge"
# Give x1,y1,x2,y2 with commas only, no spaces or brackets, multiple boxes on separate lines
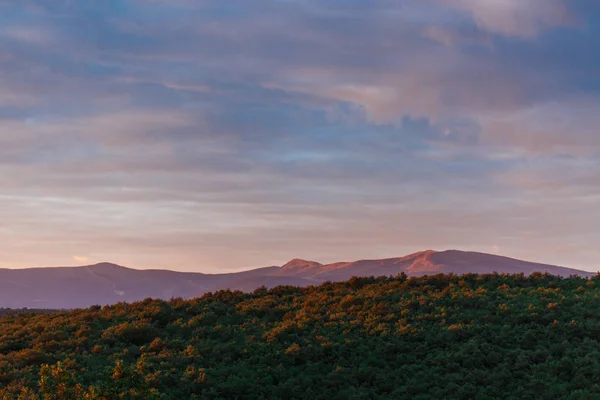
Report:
0,250,595,309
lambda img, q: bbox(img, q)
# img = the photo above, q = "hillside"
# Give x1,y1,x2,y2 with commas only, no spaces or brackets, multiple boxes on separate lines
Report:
0,250,593,309
2,273,600,398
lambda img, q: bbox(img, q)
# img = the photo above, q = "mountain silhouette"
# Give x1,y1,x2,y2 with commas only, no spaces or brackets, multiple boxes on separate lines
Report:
0,250,593,309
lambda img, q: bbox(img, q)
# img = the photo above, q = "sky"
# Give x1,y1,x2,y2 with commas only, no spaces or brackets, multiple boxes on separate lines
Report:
1,0,600,272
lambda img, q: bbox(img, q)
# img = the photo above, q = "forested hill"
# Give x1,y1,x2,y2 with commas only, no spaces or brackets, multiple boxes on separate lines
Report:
0,309,58,317
2,273,600,399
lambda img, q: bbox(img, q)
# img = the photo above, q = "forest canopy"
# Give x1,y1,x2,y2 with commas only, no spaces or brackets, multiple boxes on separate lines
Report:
1,272,599,399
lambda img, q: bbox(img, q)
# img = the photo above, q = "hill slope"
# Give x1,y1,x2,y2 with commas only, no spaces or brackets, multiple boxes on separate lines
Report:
0,250,593,308
2,273,600,399
0,263,290,309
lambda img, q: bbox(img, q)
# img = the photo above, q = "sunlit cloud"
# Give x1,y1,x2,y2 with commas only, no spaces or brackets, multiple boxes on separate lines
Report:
73,255,90,264
438,0,573,37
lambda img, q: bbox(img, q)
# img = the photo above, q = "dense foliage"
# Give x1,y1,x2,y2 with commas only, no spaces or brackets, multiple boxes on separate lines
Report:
1,273,600,399
0,309,57,317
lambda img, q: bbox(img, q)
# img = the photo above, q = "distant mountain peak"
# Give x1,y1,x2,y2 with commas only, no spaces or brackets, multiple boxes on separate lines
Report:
405,250,441,273
403,249,437,259
87,262,129,270
281,259,322,270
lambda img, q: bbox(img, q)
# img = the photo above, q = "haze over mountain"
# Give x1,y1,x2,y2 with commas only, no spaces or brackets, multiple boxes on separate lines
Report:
1,250,594,309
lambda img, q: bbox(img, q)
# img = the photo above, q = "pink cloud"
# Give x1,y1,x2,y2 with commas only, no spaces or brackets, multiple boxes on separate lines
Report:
437,0,572,37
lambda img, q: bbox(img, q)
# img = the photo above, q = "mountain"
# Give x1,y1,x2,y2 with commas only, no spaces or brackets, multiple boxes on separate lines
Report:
0,250,594,309
0,263,284,309
278,250,592,282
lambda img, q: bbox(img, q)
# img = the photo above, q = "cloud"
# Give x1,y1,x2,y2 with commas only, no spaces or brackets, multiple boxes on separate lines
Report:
0,26,57,45
438,0,573,37
480,97,600,154
73,255,89,264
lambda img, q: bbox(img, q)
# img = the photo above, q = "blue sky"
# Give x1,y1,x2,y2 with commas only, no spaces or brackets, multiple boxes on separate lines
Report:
1,0,600,271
